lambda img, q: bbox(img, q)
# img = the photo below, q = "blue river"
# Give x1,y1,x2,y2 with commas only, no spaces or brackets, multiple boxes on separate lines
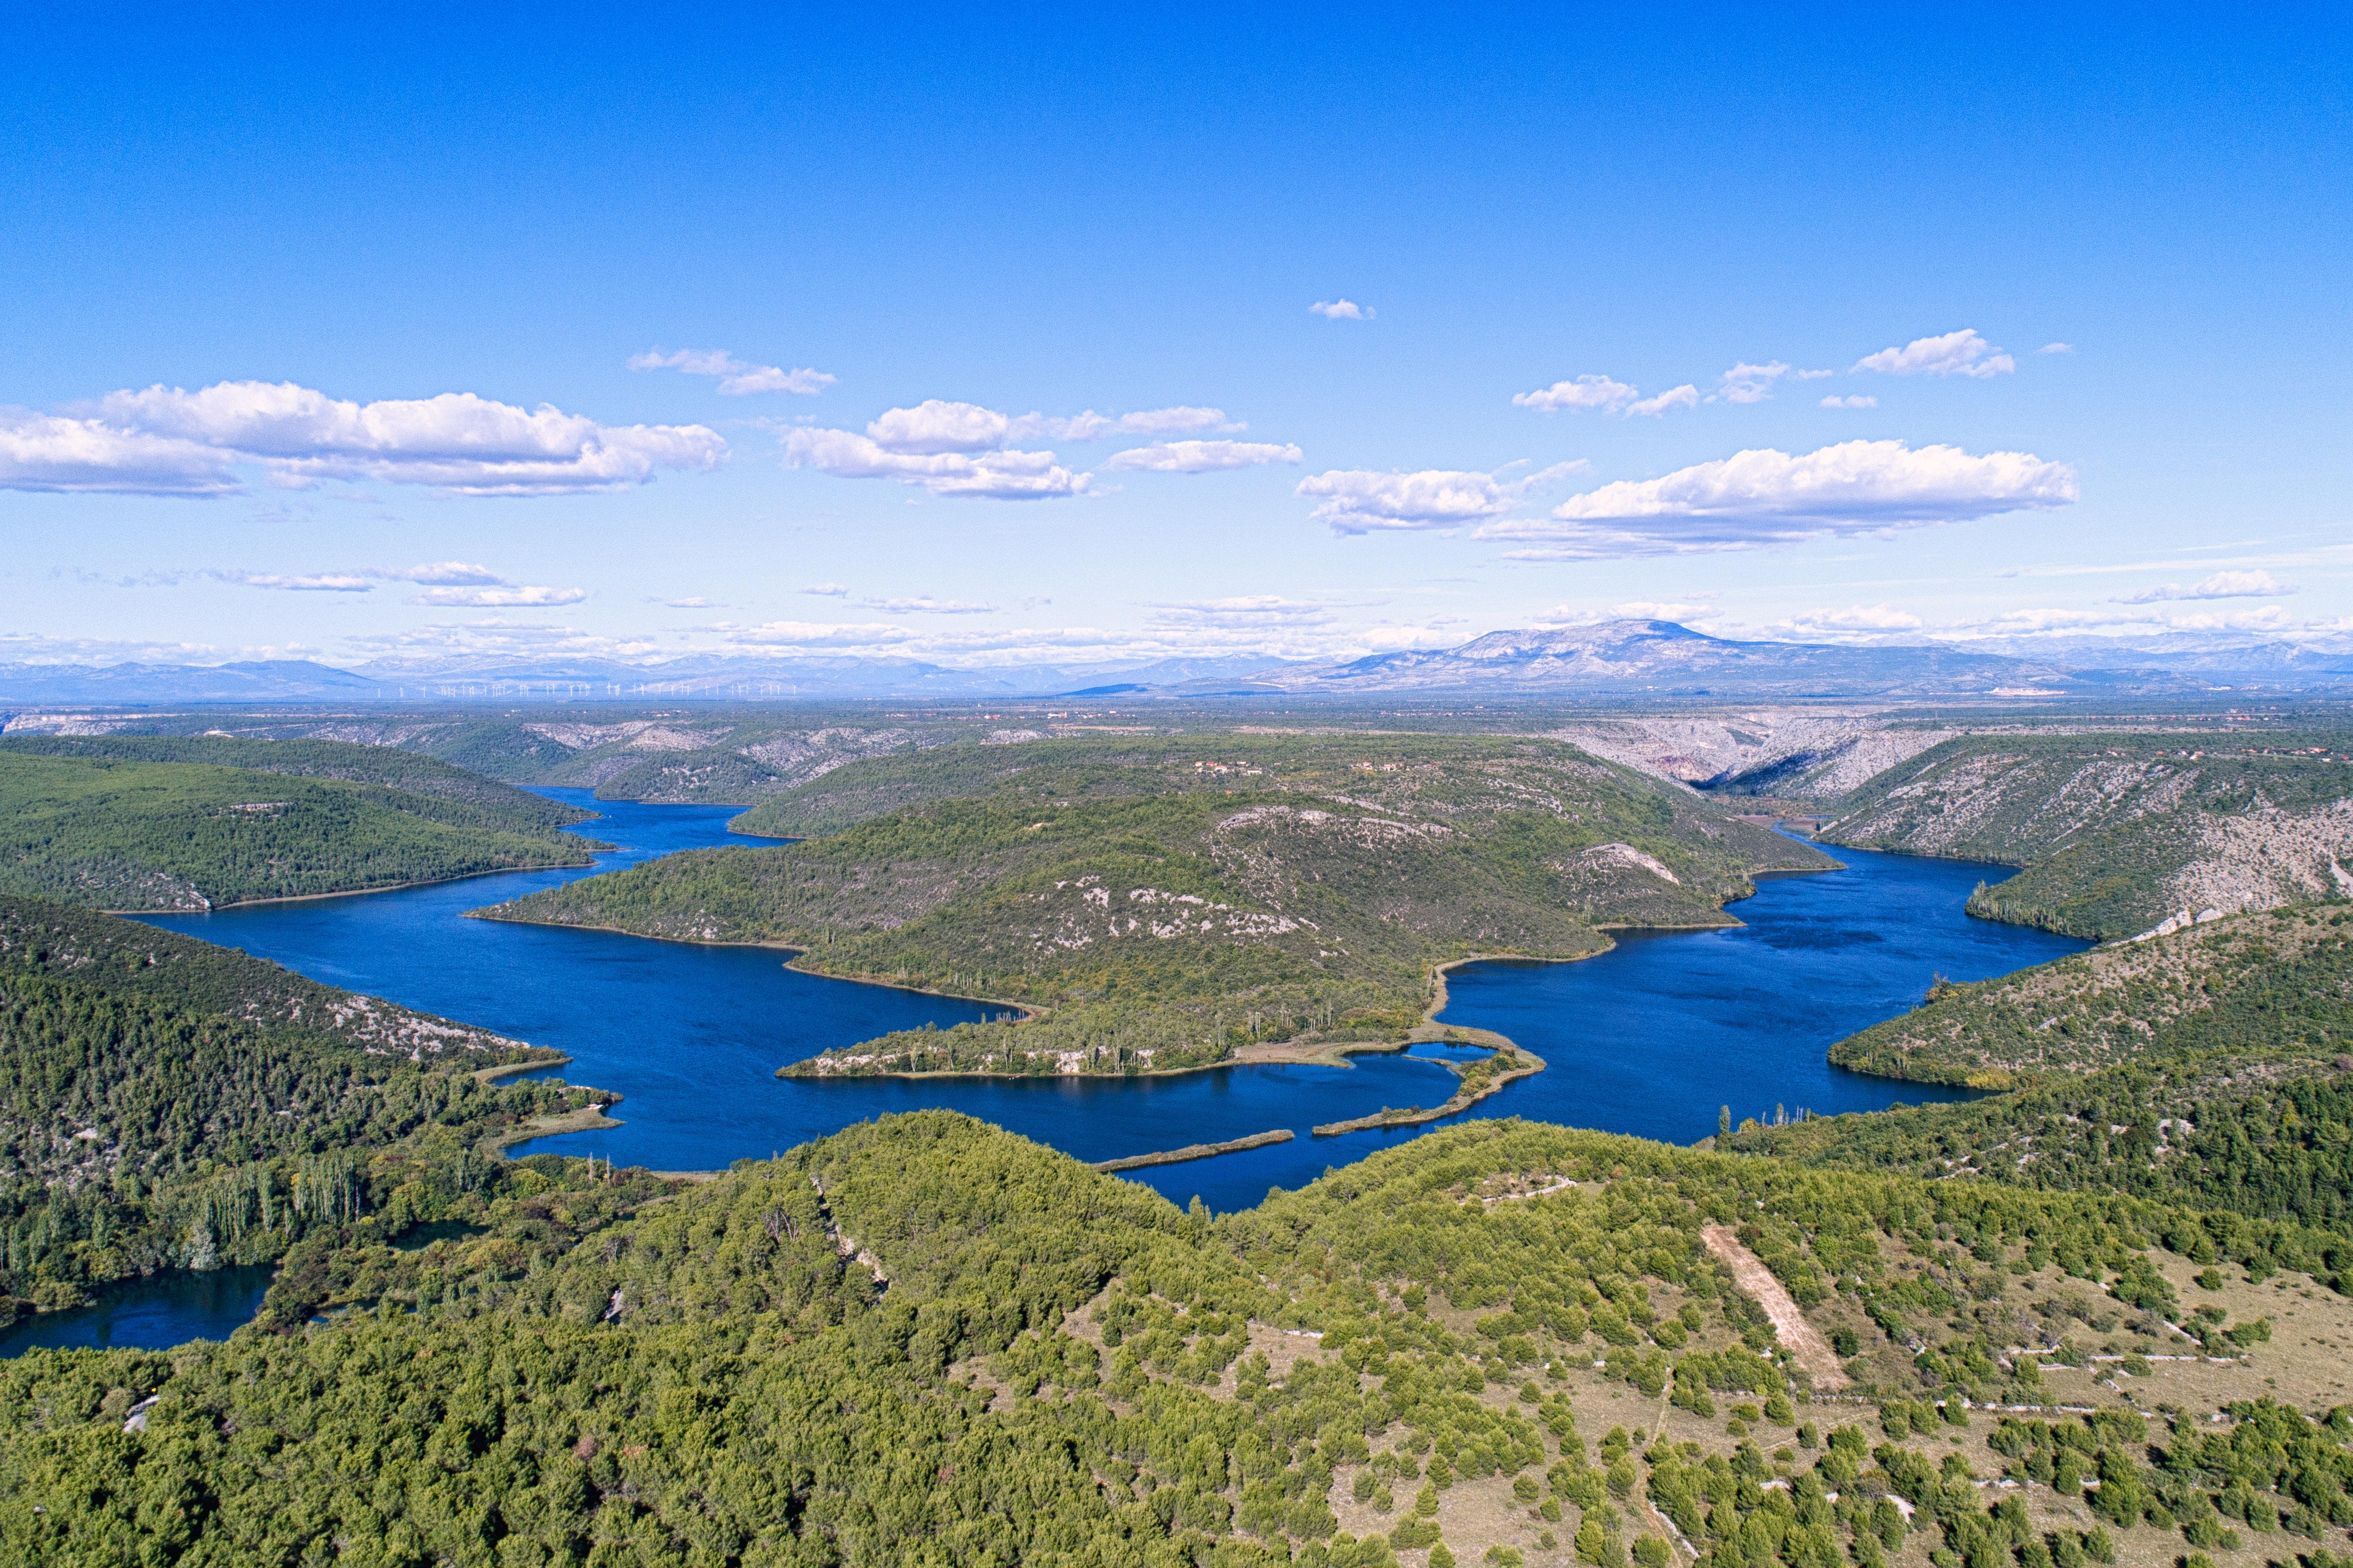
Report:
19,789,2080,1355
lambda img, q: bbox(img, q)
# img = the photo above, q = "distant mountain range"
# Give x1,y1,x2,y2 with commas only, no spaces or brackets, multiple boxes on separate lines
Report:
3,622,2349,706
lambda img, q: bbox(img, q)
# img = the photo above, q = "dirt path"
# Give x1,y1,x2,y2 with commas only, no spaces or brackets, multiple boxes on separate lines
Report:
1701,1224,1850,1389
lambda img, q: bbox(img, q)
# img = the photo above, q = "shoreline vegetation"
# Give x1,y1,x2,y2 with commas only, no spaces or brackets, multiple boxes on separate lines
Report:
1089,1128,1295,1172
476,732,1828,1089
106,855,603,917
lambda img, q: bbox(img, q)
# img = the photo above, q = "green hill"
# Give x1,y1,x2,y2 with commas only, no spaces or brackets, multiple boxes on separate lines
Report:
4,1110,2348,1566
1818,733,2353,940
1826,905,2353,1089
0,896,602,1317
479,734,1833,1077
1729,906,2353,1236
0,742,604,910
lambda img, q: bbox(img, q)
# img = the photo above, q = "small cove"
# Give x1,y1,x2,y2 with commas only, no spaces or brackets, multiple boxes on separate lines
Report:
135,790,2086,1219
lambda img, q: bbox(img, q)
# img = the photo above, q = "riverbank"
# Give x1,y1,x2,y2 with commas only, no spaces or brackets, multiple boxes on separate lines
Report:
483,1099,623,1158
471,1048,573,1085
465,908,1042,1025
1091,1128,1294,1173
104,852,608,917
1311,1041,1546,1136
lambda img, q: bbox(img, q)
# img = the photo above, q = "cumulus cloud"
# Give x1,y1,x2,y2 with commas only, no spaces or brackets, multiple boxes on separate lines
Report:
208,560,535,596
411,584,588,607
1537,601,1716,626
31,380,726,496
629,348,835,396
1147,595,1344,626
1853,328,2015,378
1052,407,1238,439
0,410,241,496
1475,439,2078,557
1628,385,1699,417
1514,375,1637,414
1309,300,1373,320
1101,440,1301,472
214,570,374,592
1713,362,1791,405
652,596,724,609
860,596,999,615
2117,569,2296,604
364,561,504,586
2038,342,2075,355
1820,395,1878,409
779,427,1087,500
1298,461,1584,535
800,582,849,597
781,398,1246,498
717,621,921,648
1777,604,1926,635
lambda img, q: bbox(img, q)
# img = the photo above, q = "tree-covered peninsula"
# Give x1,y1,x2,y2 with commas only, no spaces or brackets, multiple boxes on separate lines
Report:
0,894,603,1319
0,738,604,910
477,735,1832,1078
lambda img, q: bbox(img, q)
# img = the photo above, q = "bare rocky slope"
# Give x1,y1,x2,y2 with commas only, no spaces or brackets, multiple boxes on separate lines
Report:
1818,733,2353,939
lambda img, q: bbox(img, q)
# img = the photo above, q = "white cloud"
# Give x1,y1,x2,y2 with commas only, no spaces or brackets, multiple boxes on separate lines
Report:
1819,395,1878,409
215,570,374,592
1301,460,1587,535
0,410,240,496
1101,440,1302,472
1714,361,1791,405
630,348,835,396
2165,605,2296,633
1514,375,1637,414
208,559,524,595
1777,604,1925,635
1853,329,2015,378
1627,385,1699,417
863,399,1017,455
861,596,1000,615
800,582,849,597
718,620,921,647
1148,595,1343,626
1309,300,1373,320
410,585,588,607
652,596,724,609
365,561,505,586
1053,406,1238,439
2117,569,2296,604
2037,342,2075,355
1537,601,1716,625
1515,376,1695,417
1476,439,2078,557
780,427,1087,500
62,380,725,496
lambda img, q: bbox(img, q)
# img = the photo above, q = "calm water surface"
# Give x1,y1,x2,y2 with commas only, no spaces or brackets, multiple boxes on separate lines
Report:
0,1266,273,1357
136,792,2086,1217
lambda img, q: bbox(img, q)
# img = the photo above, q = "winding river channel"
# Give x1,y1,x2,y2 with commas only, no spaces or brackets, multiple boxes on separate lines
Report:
9,789,2086,1355
136,789,2084,1209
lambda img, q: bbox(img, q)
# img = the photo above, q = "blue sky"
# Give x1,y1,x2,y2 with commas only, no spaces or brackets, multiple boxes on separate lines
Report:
4,6,2348,671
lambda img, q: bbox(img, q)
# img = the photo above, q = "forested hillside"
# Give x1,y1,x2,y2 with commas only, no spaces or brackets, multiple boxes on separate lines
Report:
480,735,1830,1077
0,896,598,1317
1818,734,2353,940
4,1111,2349,1566
0,746,601,910
0,735,596,835
1826,906,2353,1088
1729,905,2353,1235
